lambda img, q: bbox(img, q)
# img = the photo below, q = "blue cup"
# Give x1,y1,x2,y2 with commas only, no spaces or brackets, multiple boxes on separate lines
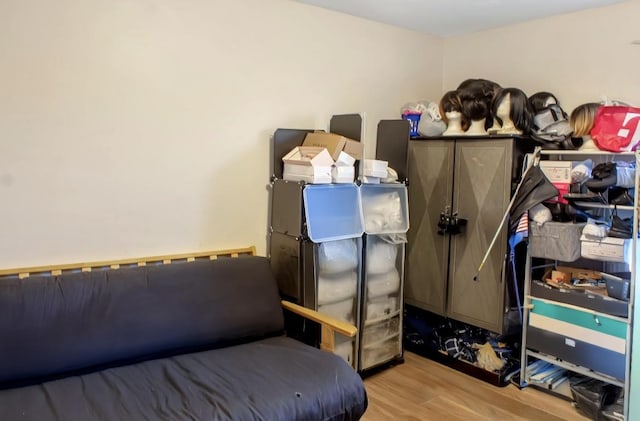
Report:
402,113,421,137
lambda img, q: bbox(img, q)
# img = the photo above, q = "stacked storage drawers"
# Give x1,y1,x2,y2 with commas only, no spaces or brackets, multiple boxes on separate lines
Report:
316,237,362,363
359,184,408,370
527,219,630,382
527,296,627,380
269,181,364,368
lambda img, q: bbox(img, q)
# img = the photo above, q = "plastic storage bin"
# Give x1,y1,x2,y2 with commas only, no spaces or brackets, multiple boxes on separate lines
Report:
303,184,364,243
530,222,585,262
319,298,355,324
361,335,401,368
365,295,399,322
360,184,409,234
367,269,400,299
362,316,400,346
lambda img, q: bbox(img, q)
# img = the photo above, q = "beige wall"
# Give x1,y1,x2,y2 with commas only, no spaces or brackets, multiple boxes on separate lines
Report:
3,0,638,268
0,0,443,267
443,0,640,112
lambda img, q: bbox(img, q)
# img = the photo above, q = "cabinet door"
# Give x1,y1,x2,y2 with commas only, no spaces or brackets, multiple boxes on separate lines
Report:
405,140,454,316
447,139,512,333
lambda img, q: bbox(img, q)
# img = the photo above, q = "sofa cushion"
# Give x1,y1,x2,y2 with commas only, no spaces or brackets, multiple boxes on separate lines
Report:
0,256,284,386
0,336,367,421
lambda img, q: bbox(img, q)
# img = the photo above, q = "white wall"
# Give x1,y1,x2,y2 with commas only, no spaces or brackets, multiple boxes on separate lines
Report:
4,0,638,269
442,0,640,112
0,0,443,267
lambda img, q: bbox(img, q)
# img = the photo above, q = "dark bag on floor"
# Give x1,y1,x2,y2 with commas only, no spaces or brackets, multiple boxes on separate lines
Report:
570,378,621,420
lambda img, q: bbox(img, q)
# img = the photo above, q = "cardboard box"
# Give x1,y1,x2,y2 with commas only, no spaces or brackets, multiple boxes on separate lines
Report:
332,166,355,183
282,146,333,184
580,235,630,263
363,159,388,178
555,266,601,281
302,132,362,160
332,151,356,183
550,270,572,283
335,151,356,167
539,161,572,183
361,176,380,184
539,160,572,204
342,138,363,160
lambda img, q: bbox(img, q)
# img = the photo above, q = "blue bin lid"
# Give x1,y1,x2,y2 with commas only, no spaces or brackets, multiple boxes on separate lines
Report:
303,184,364,243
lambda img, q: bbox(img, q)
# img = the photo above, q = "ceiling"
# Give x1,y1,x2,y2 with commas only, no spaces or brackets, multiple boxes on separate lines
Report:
293,0,628,37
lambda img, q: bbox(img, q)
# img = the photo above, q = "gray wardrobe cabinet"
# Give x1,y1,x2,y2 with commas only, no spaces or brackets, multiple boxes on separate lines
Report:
405,136,536,334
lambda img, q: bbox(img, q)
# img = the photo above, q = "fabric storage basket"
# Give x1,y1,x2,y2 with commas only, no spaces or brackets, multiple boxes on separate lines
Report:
530,222,586,262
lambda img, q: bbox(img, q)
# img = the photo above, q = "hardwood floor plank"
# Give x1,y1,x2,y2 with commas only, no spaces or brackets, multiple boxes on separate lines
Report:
362,352,589,421
419,395,493,421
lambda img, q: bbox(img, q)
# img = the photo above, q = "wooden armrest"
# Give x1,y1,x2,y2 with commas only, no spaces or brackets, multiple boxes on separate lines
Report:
281,300,357,354
281,300,357,337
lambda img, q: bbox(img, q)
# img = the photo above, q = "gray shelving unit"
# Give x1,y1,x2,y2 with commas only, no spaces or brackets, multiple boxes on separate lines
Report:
357,119,410,372
268,115,412,373
519,150,638,419
268,116,365,369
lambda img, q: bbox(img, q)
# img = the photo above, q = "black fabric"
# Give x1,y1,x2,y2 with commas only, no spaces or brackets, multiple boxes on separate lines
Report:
0,336,367,421
609,215,632,239
592,162,616,180
509,165,559,232
585,163,617,193
570,378,621,420
0,256,284,386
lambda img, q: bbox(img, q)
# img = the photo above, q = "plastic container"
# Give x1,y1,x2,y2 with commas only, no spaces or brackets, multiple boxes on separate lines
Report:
367,269,400,298
365,295,399,322
366,236,400,275
361,335,401,368
402,113,421,137
303,184,364,242
317,270,358,305
334,336,355,366
530,222,585,262
318,298,355,324
317,238,359,274
362,316,400,346
360,184,409,234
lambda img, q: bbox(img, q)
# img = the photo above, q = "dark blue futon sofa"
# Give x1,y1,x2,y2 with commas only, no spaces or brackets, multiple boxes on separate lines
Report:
0,254,367,420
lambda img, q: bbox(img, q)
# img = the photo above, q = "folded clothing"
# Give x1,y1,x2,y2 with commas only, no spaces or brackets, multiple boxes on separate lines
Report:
582,218,610,240
615,162,635,188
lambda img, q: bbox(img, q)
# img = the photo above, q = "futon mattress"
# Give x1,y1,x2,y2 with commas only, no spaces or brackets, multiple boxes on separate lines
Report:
0,336,367,421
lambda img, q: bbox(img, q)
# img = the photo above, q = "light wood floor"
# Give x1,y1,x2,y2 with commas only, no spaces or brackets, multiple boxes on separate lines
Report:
362,352,588,421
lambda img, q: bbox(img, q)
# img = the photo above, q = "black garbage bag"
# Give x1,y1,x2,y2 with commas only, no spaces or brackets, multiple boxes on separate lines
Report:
600,391,625,421
569,378,621,420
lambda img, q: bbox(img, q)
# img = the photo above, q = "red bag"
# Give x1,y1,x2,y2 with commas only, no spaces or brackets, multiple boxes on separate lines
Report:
591,105,640,152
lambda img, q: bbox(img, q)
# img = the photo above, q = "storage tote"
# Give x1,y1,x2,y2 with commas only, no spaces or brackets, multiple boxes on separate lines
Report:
530,222,585,262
